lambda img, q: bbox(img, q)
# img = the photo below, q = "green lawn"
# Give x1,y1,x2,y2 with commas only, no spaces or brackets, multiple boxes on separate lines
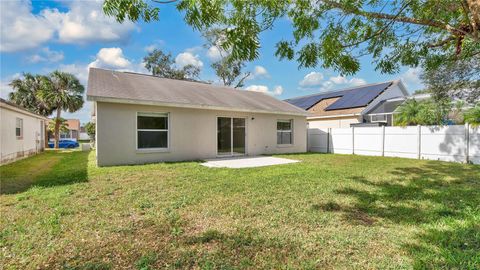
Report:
0,151,479,269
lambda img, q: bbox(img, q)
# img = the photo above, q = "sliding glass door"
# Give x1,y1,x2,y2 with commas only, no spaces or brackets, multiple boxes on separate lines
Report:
217,117,246,156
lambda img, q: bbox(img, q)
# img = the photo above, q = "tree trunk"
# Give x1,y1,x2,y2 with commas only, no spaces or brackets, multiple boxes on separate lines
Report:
54,109,61,149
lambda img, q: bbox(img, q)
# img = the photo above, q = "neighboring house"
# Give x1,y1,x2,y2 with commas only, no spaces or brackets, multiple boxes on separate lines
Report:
79,126,90,140
48,118,80,141
0,98,48,165
365,93,431,125
285,80,408,128
87,68,308,166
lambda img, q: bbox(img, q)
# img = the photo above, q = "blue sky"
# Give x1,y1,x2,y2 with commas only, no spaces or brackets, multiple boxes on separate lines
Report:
0,0,424,124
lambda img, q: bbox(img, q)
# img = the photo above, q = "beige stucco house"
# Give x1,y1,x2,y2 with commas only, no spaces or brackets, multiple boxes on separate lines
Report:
87,68,308,166
0,98,48,165
285,80,408,128
48,118,81,141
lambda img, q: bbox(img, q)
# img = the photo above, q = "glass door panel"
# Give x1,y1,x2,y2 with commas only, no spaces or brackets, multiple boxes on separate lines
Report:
217,117,231,155
232,118,246,155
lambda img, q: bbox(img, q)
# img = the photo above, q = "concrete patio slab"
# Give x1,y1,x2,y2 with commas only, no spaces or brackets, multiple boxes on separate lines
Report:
201,156,299,168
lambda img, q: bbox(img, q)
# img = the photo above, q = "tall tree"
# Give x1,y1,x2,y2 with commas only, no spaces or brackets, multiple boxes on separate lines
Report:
104,0,480,78
420,56,480,103
143,49,200,80
8,73,55,116
203,28,251,88
39,71,84,149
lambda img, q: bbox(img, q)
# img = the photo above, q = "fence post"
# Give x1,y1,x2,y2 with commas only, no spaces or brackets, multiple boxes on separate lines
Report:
381,125,385,157
326,128,330,153
466,123,470,164
417,125,422,159
352,126,355,155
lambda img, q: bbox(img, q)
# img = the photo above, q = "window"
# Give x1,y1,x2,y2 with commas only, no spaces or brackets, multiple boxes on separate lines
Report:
277,120,293,145
15,118,23,139
60,132,69,139
137,112,169,149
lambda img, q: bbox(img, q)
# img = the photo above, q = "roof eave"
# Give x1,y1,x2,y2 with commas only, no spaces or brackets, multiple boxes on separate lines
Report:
307,113,362,120
87,95,309,117
0,102,49,121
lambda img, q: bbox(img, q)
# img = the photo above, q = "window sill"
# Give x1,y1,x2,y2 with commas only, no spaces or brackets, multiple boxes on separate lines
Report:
136,148,170,154
277,144,294,148
16,137,23,140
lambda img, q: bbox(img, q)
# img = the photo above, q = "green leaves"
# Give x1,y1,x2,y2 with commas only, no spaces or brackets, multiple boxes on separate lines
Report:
143,49,201,80
103,0,159,23
8,73,54,116
464,104,480,127
394,99,455,126
103,0,480,76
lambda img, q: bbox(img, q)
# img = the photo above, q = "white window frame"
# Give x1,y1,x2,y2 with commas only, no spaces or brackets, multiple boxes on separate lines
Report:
277,119,293,146
136,112,170,152
16,118,23,139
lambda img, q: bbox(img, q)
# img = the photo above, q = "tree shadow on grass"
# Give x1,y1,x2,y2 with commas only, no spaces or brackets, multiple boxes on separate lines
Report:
0,151,89,195
329,162,479,225
326,161,480,268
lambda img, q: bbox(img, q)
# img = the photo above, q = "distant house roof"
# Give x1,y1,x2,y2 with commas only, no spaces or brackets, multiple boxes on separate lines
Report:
366,93,431,115
87,68,307,116
284,81,395,111
0,98,48,120
66,119,80,130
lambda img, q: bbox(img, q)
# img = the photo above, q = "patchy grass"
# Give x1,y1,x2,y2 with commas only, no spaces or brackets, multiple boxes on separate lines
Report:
0,152,479,269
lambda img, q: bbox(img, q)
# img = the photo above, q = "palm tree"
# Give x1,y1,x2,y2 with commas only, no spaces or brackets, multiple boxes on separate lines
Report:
8,73,55,116
39,71,84,149
464,104,480,127
394,99,421,126
48,117,69,135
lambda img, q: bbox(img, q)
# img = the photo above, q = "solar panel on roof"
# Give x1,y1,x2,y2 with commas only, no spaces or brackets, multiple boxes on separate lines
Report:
325,82,392,110
284,81,393,110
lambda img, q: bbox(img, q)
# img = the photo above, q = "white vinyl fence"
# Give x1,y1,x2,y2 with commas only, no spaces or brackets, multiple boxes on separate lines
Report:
308,124,480,164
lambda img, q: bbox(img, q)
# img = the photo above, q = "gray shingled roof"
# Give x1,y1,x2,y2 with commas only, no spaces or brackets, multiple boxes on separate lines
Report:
87,68,307,116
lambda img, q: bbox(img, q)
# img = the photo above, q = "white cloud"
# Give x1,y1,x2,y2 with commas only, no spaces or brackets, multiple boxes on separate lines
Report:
299,72,324,87
0,73,21,99
247,65,270,80
88,47,131,69
58,64,90,86
299,72,367,91
175,52,204,68
206,46,223,61
329,75,348,84
43,0,136,44
0,1,55,52
349,77,367,86
253,66,269,78
144,40,165,52
272,85,284,96
244,84,283,96
245,85,269,93
400,67,422,87
328,75,366,87
1,0,136,53
28,47,64,63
